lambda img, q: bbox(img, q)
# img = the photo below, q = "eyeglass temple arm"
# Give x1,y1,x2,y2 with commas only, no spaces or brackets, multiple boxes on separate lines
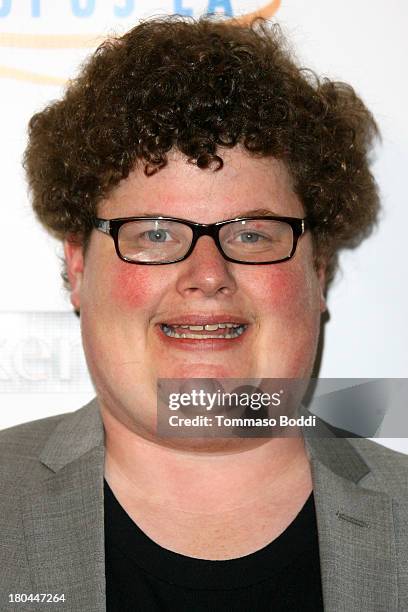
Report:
301,218,313,234
93,218,111,235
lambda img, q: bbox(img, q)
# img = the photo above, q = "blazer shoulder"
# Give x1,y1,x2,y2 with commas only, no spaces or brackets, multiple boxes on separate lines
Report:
0,412,72,490
349,437,408,497
0,411,70,456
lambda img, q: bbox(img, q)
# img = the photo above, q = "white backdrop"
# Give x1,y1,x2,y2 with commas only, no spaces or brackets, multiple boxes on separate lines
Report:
0,1,407,451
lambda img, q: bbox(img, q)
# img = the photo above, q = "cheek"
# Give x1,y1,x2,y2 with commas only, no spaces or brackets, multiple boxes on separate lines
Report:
253,264,318,316
110,261,165,308
252,265,321,378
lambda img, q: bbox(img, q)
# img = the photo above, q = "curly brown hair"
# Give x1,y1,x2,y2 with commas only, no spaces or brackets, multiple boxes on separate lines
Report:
23,15,380,284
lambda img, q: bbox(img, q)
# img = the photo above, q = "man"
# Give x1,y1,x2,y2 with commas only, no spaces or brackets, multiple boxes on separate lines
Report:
1,16,407,611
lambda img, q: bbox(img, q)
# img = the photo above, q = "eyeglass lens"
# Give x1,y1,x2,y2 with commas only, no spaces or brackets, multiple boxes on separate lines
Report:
118,219,295,263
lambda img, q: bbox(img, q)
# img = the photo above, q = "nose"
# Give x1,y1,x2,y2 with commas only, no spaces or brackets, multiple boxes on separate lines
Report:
175,235,237,298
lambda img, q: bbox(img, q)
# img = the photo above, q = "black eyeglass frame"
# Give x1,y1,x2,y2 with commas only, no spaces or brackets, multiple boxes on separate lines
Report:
93,215,310,265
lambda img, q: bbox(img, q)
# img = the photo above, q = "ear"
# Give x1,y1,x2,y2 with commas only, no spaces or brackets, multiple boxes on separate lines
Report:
317,265,327,313
64,239,84,311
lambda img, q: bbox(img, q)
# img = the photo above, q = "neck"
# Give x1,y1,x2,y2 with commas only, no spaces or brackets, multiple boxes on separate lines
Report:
102,407,312,514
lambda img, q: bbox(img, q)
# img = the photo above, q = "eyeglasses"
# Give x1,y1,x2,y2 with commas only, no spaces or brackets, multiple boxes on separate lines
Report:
93,215,310,265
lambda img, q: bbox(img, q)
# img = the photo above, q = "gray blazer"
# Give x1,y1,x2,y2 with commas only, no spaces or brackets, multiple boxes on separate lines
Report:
1,399,407,611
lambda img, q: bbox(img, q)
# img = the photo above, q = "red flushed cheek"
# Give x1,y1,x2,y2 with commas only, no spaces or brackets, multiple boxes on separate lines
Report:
111,261,159,308
253,265,317,314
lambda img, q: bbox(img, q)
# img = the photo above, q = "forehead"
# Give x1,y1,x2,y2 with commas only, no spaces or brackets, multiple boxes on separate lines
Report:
98,147,304,221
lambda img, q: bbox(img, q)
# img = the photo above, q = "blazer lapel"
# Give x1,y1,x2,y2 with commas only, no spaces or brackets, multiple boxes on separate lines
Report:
20,400,106,612
306,437,398,612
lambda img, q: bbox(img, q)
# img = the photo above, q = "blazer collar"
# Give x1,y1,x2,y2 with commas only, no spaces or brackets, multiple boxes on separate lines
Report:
306,435,398,611
24,400,397,612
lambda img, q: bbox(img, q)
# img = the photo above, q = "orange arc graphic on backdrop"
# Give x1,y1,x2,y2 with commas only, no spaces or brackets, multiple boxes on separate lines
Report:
233,0,281,24
0,0,281,85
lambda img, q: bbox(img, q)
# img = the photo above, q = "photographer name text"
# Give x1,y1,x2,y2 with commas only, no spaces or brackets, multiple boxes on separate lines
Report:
168,414,316,428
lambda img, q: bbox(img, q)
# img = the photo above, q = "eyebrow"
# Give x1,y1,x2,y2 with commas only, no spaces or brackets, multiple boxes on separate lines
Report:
133,208,280,219
234,208,281,218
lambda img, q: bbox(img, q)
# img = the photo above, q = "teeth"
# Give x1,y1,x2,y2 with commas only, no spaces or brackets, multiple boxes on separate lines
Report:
204,324,219,331
161,323,247,339
163,322,243,331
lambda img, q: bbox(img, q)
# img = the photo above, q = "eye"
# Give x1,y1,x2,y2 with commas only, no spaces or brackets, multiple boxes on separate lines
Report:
236,231,267,243
145,229,170,242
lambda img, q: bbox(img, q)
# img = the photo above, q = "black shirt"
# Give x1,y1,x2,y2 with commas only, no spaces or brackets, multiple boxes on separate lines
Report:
104,480,324,611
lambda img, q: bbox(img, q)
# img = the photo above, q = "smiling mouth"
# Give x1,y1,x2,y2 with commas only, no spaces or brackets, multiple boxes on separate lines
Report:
160,323,248,339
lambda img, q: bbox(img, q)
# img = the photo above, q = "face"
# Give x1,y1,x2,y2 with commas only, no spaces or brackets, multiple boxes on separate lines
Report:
65,148,326,438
